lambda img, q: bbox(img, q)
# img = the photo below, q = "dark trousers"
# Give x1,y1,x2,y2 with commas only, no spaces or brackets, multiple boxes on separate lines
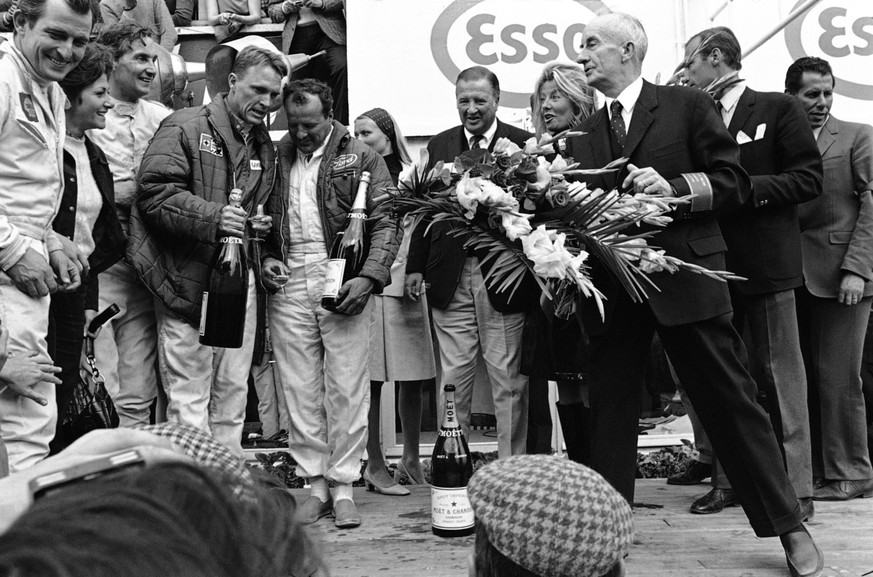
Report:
47,284,87,453
289,23,348,125
588,291,801,537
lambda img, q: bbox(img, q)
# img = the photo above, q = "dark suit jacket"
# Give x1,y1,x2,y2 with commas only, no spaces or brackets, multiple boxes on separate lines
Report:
572,80,751,327
406,119,534,312
718,88,823,295
799,115,873,298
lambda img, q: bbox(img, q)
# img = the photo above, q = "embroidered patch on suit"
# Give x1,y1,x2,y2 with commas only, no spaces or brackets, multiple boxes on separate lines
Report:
199,134,223,157
19,93,37,122
332,154,358,170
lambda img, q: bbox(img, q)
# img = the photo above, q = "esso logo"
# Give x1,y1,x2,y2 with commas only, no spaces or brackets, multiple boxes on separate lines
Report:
785,0,873,100
431,0,610,108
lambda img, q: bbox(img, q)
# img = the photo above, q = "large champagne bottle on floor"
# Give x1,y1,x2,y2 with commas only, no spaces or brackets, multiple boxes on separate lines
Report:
200,188,249,348
431,384,474,537
321,172,371,312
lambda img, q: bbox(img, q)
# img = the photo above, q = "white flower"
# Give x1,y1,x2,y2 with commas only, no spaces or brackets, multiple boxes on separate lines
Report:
523,137,540,154
493,137,521,155
639,249,680,273
501,212,533,241
548,155,570,172
527,158,552,192
521,225,588,279
455,174,482,219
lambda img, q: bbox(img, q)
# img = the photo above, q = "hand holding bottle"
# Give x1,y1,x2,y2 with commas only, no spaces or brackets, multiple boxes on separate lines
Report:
334,277,374,315
218,205,247,238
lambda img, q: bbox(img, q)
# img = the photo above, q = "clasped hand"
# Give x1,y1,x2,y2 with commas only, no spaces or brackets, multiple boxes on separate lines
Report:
622,163,673,196
7,246,81,298
218,206,272,238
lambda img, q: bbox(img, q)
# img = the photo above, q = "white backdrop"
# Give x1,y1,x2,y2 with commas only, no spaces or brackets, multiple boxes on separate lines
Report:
348,0,873,137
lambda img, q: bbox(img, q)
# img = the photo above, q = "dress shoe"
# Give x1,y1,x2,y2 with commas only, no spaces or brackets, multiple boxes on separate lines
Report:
667,459,711,485
812,478,873,501
333,499,362,528
798,498,814,522
363,469,410,496
690,488,739,514
783,525,824,577
394,460,425,485
297,496,333,524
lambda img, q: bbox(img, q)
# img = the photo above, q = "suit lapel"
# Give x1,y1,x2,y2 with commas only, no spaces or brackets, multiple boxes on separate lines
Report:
489,120,508,152
727,88,755,136
587,107,612,168
817,116,837,157
622,81,656,160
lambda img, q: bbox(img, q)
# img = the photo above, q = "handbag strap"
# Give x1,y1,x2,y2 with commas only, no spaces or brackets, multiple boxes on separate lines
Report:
83,336,102,383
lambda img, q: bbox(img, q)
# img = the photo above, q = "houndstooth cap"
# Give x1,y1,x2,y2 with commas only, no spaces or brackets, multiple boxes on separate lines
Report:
467,455,633,577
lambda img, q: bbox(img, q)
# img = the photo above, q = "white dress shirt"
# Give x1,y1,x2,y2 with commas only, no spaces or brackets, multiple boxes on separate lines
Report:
606,75,644,129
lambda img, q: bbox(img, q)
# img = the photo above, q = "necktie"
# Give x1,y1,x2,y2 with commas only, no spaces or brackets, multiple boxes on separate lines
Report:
470,134,484,150
716,100,728,127
610,100,627,152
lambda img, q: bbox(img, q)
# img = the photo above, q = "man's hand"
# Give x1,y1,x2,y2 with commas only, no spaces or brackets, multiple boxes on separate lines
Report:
405,272,424,302
218,205,248,238
6,248,58,297
838,272,865,306
622,163,672,196
0,353,62,406
56,234,89,277
335,276,374,315
49,249,82,293
262,257,289,292
249,213,272,237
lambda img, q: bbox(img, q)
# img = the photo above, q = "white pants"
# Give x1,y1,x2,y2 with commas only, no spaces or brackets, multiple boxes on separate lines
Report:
0,237,54,472
95,261,159,426
154,271,257,458
430,257,528,457
269,253,371,484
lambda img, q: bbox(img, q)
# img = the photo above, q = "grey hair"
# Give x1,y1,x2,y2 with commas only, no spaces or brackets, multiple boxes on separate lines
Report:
598,12,648,62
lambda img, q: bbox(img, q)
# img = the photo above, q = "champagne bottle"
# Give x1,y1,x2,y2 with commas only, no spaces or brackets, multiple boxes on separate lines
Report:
321,171,371,312
430,384,474,537
200,188,249,348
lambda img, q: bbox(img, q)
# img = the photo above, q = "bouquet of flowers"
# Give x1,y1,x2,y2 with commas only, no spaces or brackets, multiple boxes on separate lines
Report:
391,130,741,320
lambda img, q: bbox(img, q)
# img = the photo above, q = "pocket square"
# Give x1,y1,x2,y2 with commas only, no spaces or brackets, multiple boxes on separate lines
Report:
736,130,752,145
755,123,766,140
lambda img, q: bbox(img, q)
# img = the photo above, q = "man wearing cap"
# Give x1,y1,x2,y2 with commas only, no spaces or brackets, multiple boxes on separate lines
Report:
467,455,633,577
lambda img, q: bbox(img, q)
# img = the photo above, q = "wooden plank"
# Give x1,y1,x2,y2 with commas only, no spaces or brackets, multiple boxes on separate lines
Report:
291,480,873,577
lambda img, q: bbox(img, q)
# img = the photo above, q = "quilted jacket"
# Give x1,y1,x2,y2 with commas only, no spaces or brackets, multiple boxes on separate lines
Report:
128,94,279,325
264,121,399,292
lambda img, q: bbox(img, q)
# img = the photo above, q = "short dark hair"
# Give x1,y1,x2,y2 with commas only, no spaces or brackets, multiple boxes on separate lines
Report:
59,42,114,103
784,56,834,94
231,46,288,80
473,523,539,577
457,66,500,100
687,26,742,71
282,78,333,117
0,462,321,577
17,0,91,26
96,20,153,61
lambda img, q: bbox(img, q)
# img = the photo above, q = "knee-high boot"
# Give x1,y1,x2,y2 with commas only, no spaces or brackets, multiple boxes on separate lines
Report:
556,402,591,465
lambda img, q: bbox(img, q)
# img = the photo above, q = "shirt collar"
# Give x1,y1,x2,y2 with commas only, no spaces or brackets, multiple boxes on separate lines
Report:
812,116,828,141
464,118,498,149
718,82,746,114
229,111,253,140
109,95,141,117
606,75,644,119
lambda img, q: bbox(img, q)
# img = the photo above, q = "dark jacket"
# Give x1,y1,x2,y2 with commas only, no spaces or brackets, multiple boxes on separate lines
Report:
128,94,279,325
55,137,126,310
718,88,823,295
572,81,751,327
264,121,399,291
406,119,537,313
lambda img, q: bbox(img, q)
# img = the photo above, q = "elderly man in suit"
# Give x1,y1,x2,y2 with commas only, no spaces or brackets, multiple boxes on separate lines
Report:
572,13,822,576
673,26,822,516
785,56,873,502
406,66,533,457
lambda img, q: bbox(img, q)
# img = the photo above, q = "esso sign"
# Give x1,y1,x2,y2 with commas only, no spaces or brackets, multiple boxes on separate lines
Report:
785,0,873,100
430,0,610,108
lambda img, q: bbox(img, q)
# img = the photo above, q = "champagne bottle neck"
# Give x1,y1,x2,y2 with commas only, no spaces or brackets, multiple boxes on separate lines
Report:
350,172,371,212
441,391,459,430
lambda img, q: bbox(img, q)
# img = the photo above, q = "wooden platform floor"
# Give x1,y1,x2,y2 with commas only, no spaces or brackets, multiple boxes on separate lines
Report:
292,480,873,577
